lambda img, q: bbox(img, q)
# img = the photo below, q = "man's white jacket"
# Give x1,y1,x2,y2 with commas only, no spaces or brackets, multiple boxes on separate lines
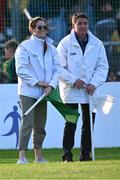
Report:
57,30,109,103
15,35,60,99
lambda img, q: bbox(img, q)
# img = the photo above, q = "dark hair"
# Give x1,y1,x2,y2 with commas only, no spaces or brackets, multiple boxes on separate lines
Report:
72,12,88,25
29,16,48,32
4,39,18,53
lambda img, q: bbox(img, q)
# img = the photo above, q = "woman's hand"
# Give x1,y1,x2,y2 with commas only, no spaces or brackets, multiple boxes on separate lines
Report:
44,86,53,96
37,81,49,88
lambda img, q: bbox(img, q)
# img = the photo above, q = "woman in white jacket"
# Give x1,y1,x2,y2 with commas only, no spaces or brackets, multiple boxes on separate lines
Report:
15,16,60,164
57,12,109,162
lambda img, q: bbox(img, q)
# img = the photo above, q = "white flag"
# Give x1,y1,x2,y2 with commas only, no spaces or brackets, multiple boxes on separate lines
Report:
90,92,115,114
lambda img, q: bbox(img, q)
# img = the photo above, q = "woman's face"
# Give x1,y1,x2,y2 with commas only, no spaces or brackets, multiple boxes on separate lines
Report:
32,20,48,39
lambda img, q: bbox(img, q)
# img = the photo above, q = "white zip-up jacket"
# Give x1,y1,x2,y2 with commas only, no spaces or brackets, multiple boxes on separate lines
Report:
57,30,109,103
15,35,60,99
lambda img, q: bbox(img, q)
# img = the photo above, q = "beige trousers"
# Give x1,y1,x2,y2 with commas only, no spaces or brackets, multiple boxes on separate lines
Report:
18,95,47,150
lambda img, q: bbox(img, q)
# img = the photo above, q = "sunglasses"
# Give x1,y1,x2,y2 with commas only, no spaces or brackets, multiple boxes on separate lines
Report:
37,25,47,30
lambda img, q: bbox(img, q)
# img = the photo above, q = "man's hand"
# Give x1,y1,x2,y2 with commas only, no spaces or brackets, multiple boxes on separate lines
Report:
37,81,49,88
74,79,86,89
86,84,96,96
44,86,53,96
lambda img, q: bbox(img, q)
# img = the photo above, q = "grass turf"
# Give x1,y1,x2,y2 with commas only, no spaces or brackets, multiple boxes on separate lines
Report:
0,147,120,179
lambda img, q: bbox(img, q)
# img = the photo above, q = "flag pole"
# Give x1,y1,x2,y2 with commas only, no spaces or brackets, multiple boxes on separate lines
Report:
23,8,32,20
23,93,46,117
89,95,95,161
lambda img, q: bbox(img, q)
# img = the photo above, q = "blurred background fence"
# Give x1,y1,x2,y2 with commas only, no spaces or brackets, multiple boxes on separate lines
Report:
0,0,120,82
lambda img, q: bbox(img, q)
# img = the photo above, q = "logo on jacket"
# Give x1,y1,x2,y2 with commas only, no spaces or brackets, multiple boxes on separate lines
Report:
69,52,77,56
33,53,38,58
2,105,21,148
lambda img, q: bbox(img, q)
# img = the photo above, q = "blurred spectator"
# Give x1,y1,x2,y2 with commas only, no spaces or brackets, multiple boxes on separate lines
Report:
0,70,8,83
93,0,120,81
4,0,25,42
0,56,6,70
111,20,120,53
93,0,117,41
95,18,116,41
28,0,49,18
0,0,5,42
110,17,120,80
2,39,18,83
20,0,28,10
116,7,120,22
47,0,68,45
4,0,11,40
93,0,118,21
108,71,117,82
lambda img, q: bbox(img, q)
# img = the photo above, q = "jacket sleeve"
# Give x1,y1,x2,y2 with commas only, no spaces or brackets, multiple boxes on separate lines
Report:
57,41,77,87
89,43,109,88
48,46,61,89
15,45,38,87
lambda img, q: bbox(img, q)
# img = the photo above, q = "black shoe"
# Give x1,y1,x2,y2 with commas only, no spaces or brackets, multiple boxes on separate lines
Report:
63,159,73,163
80,157,92,161
62,152,73,162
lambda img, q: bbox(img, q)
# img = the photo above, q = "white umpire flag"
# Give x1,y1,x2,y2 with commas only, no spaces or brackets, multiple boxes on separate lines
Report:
90,92,115,114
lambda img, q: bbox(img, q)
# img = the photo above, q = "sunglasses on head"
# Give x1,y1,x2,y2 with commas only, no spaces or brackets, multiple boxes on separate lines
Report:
37,25,47,30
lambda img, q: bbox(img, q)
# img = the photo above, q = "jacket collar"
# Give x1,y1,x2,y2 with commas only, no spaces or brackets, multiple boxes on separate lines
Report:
70,30,99,55
31,35,54,46
70,29,98,46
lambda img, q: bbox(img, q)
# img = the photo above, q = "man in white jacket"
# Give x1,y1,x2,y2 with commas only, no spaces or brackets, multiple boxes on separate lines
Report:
15,16,60,164
57,12,109,162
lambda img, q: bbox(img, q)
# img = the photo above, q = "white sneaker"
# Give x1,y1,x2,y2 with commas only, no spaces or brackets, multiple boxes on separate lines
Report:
17,157,28,164
34,158,47,164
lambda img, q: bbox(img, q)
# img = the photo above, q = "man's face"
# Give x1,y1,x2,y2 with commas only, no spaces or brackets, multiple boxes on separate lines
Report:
73,17,89,38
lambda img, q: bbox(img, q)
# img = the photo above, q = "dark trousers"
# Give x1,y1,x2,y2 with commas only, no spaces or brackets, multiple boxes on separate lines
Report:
62,103,95,161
